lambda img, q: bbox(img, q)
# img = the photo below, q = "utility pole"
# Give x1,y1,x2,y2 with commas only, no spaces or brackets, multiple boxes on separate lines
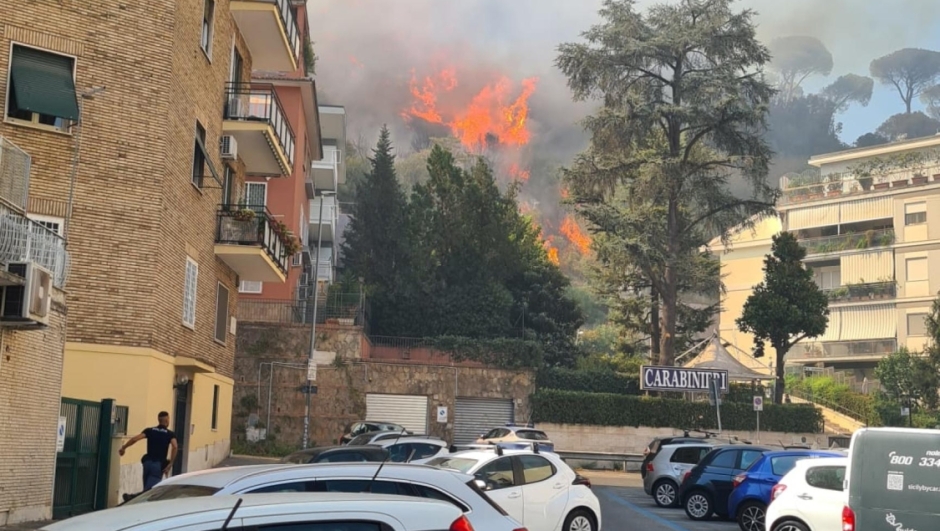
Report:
302,190,334,449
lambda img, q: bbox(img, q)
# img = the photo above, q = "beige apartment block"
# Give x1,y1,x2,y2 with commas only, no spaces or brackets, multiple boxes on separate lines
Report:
0,0,308,512
718,135,940,392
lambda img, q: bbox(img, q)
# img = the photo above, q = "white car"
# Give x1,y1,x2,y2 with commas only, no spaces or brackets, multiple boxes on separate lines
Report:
766,456,847,531
122,462,523,531
373,436,451,464
427,448,601,531
44,493,470,531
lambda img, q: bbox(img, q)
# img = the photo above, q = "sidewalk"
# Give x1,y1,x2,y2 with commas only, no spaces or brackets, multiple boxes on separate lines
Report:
0,521,49,531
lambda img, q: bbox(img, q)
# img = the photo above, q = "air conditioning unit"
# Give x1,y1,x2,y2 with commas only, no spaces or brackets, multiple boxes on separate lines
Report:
0,262,53,328
220,135,238,160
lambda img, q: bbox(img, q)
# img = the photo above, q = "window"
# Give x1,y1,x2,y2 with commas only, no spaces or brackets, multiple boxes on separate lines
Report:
708,450,737,469
806,465,845,491
411,484,469,511
387,444,411,463
121,484,219,504
518,455,556,484
409,443,444,460
906,257,928,282
905,202,927,225
245,182,267,209
192,121,207,188
230,43,243,84
28,214,65,236
201,0,215,56
215,283,229,343
814,268,841,291
222,166,234,205
239,280,262,294
183,258,198,328
255,523,382,531
770,455,805,476
671,446,709,465
475,457,516,490
739,450,764,470
516,430,550,441
211,384,220,430
305,480,409,496
5,45,79,132
316,452,370,463
908,313,928,336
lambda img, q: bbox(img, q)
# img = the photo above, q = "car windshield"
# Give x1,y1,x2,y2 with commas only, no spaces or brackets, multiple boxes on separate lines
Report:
516,430,550,441
348,433,378,446
770,455,808,476
281,450,322,464
427,457,478,474
123,484,219,505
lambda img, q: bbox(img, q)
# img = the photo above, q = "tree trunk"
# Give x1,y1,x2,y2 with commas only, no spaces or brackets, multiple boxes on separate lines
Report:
774,348,787,404
659,198,680,366
650,288,661,360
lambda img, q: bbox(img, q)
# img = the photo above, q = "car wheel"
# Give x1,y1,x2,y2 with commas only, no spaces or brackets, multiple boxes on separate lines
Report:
652,479,679,508
772,520,810,531
736,501,766,531
684,491,713,521
563,509,596,531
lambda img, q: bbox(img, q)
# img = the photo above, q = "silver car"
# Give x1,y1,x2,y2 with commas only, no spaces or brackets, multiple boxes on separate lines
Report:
643,442,714,508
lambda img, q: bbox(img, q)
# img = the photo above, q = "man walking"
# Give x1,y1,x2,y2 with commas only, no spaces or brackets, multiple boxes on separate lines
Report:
119,411,178,496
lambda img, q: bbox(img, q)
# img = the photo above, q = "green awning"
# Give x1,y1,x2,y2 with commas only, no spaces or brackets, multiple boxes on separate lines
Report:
10,46,80,121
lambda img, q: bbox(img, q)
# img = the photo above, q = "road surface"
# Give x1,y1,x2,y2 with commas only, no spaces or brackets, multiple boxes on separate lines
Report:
597,486,737,531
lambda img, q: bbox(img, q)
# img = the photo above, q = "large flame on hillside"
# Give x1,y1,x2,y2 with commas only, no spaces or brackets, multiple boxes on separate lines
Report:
403,68,538,153
560,216,591,255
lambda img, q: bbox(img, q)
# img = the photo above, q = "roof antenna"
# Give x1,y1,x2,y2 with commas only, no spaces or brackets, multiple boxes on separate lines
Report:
220,498,243,530
364,427,406,493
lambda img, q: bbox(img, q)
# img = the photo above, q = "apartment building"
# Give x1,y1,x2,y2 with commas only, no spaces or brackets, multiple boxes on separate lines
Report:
0,0,314,503
717,135,940,387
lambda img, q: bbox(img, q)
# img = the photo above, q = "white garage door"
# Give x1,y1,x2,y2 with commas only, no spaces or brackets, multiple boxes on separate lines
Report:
454,397,514,445
366,394,428,434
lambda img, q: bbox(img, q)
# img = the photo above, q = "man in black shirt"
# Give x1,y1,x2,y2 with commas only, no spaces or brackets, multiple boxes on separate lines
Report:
119,411,178,493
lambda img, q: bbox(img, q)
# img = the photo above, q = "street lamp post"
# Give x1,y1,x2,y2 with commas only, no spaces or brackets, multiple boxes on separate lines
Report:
302,190,334,449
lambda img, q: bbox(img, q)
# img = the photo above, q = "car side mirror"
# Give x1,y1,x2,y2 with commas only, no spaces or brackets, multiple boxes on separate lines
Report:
474,479,489,491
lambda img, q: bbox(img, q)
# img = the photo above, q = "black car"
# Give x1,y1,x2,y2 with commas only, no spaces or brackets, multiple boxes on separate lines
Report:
281,445,389,464
340,421,408,444
677,444,772,521
641,432,716,479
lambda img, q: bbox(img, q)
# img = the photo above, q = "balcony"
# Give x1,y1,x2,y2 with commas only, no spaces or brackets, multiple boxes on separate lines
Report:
787,339,897,362
214,206,292,282
779,167,940,206
311,145,342,191
0,203,70,288
229,0,300,72
222,83,295,177
0,136,29,211
824,281,896,304
801,229,894,256
308,196,337,242
314,246,334,282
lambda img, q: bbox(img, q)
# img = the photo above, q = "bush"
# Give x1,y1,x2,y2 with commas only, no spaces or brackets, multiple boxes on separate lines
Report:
531,389,824,433
786,375,877,425
536,367,640,395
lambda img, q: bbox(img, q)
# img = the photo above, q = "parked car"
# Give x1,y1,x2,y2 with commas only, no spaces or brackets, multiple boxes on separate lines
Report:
727,449,843,531
766,456,847,531
120,462,522,531
641,431,717,479
643,442,715,507
678,444,773,521
374,436,451,464
475,425,555,452
427,447,600,531
281,445,389,464
341,420,408,444
45,493,471,531
346,431,438,447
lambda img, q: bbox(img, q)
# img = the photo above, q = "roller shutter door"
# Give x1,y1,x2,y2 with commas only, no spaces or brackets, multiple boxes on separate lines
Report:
365,394,428,434
454,397,514,445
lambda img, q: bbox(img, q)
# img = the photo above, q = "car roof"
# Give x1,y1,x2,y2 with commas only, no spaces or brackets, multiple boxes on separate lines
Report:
443,448,559,462
660,441,715,449
375,437,446,447
791,456,848,468
760,449,843,457
44,493,456,531
160,462,475,489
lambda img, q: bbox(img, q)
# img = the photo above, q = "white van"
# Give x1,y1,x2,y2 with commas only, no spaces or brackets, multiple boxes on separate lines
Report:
844,427,940,531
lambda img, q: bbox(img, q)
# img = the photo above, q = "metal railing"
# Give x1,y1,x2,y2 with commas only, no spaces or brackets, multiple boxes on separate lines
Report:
788,389,871,427
223,82,295,171
238,292,364,325
800,229,894,256
271,0,301,64
0,203,70,288
215,205,290,275
788,339,897,361
0,136,30,211
779,167,940,206
824,281,897,303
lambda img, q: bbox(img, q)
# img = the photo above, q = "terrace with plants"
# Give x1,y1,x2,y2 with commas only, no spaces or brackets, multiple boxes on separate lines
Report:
800,228,895,255
823,278,897,303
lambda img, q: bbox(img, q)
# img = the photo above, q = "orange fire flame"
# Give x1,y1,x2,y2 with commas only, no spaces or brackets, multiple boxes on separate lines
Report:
542,235,560,266
560,187,569,200
509,163,530,182
560,216,591,255
402,68,538,152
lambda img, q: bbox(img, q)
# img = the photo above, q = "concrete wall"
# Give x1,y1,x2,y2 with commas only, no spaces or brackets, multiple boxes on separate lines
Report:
233,322,534,447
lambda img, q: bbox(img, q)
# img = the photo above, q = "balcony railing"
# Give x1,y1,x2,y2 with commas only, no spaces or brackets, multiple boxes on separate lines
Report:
780,167,940,206
824,281,897,303
0,203,70,288
215,205,290,275
787,339,897,361
223,82,295,169
238,293,364,325
801,229,894,256
0,136,30,211
272,0,302,63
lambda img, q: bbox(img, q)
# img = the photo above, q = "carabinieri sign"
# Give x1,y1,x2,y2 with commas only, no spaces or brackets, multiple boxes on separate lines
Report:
640,366,729,393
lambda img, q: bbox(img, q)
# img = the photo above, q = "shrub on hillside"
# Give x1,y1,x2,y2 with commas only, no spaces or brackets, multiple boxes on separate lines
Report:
536,367,641,395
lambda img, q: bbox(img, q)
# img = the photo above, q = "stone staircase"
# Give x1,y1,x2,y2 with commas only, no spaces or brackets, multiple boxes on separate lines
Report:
789,395,866,435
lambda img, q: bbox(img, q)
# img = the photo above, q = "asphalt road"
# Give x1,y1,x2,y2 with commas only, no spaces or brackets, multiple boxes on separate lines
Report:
597,486,738,531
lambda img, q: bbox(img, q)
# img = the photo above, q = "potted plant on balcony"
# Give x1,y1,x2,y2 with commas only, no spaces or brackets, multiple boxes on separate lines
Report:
281,234,301,257
912,172,928,185
873,177,890,190
826,175,843,197
233,208,256,222
892,177,909,188
858,176,873,191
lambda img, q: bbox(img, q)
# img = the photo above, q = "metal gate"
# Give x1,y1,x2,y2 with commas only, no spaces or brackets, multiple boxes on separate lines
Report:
53,398,110,519
366,394,428,434
454,397,514,445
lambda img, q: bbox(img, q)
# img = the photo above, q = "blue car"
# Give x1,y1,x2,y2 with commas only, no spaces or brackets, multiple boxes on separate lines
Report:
727,449,843,531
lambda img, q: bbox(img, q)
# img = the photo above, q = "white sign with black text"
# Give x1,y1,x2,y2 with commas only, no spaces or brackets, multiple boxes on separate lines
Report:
436,406,448,424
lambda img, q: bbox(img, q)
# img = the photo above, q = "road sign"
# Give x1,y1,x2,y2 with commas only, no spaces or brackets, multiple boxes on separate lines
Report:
436,406,448,424
300,384,318,395
56,417,66,453
753,396,764,412
640,366,729,393
307,363,317,382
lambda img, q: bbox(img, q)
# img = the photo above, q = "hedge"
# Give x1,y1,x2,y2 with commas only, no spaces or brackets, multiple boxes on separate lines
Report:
531,389,824,433
536,368,641,395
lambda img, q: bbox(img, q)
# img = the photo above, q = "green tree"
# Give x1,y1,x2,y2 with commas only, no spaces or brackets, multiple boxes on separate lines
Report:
736,232,829,404
821,74,875,113
337,140,369,204
875,111,940,141
870,48,940,113
768,36,834,102
557,0,775,364
875,348,939,414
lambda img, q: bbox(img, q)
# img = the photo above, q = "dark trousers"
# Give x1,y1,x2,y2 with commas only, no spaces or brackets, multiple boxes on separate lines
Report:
142,460,164,491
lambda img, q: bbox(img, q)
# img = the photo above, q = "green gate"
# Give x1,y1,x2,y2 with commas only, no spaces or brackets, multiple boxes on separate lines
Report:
53,398,114,519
